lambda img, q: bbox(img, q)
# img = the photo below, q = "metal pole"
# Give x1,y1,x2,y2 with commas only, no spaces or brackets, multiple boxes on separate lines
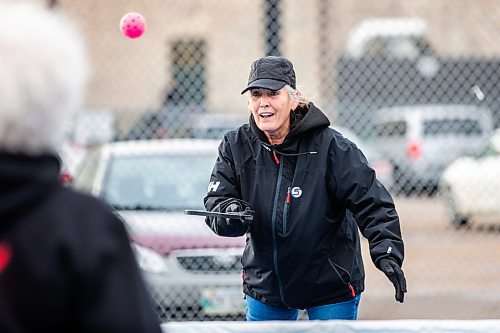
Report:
265,0,281,56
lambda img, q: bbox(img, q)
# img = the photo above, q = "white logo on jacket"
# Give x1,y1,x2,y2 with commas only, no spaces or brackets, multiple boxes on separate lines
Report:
208,181,220,192
291,187,302,198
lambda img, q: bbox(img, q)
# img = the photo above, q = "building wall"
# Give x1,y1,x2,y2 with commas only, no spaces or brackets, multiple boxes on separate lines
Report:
57,0,499,131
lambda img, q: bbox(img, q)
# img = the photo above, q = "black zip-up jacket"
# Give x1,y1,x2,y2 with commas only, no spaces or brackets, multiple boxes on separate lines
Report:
0,153,161,333
204,103,404,309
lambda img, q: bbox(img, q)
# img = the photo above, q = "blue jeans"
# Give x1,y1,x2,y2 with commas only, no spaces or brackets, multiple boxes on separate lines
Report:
246,294,361,321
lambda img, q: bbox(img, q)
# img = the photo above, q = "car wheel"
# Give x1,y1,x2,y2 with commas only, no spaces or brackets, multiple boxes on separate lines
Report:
441,185,469,228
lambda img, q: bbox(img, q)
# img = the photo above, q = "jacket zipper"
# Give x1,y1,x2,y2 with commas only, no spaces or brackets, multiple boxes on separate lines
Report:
327,258,356,297
282,187,291,235
271,153,288,306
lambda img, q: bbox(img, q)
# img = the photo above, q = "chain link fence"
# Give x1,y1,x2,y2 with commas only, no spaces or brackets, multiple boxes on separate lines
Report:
49,0,500,322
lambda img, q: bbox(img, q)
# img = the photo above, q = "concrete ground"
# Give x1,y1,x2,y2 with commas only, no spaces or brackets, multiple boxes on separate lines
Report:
358,196,500,319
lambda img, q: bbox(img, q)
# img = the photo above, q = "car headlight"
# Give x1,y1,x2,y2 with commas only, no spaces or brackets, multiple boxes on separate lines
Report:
131,243,168,274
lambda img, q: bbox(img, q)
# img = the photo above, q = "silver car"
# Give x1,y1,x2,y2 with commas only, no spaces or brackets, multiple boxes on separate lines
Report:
73,139,246,321
369,104,493,194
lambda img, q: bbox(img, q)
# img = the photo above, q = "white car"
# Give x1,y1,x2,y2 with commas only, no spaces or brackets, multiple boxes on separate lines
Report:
73,139,246,321
439,129,500,228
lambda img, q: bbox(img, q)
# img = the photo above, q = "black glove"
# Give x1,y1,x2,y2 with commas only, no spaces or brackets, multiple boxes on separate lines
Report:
225,203,252,227
208,199,253,237
380,258,407,303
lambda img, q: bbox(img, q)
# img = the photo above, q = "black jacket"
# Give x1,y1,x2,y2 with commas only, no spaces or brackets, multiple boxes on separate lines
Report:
0,153,160,333
204,103,404,309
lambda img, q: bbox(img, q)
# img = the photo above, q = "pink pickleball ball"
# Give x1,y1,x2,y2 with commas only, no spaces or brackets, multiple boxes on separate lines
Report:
120,12,147,39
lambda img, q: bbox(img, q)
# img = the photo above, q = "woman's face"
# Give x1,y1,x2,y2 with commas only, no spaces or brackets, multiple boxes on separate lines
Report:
248,87,298,144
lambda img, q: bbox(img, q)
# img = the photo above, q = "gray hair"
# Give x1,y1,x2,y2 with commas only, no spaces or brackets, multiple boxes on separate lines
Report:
285,85,309,109
0,2,88,154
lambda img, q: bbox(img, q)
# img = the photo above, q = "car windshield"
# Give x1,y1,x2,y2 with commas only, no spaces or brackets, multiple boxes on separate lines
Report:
101,154,215,211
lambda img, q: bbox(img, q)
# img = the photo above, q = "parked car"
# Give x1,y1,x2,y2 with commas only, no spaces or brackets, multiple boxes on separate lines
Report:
439,129,500,228
334,126,394,191
190,112,248,140
345,17,433,61
122,104,206,140
368,104,493,194
73,139,246,320
59,108,117,175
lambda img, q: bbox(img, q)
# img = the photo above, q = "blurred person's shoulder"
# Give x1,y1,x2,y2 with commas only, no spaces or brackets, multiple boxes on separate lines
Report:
48,185,126,235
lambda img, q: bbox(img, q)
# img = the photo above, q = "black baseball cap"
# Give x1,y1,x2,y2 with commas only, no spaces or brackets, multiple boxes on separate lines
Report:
241,56,296,94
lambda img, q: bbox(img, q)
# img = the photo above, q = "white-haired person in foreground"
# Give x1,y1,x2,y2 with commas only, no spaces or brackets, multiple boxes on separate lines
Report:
0,3,161,332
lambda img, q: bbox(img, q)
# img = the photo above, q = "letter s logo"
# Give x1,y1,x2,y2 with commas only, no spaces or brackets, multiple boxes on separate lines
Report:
291,187,302,198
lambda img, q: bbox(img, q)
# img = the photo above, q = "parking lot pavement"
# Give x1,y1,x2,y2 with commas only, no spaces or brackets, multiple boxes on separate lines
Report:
358,196,500,319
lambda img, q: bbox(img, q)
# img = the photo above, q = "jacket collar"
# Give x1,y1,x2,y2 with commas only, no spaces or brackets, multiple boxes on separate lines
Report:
249,102,330,151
